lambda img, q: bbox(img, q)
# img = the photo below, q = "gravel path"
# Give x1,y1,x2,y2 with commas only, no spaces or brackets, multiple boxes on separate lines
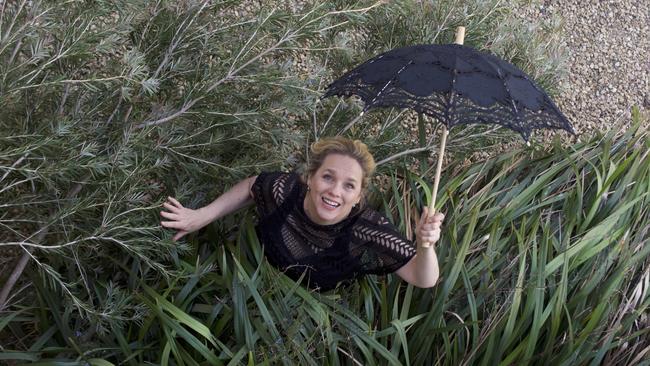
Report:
519,0,649,138
229,0,649,140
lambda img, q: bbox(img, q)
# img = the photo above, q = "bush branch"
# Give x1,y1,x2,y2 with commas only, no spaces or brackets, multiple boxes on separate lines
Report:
0,182,84,312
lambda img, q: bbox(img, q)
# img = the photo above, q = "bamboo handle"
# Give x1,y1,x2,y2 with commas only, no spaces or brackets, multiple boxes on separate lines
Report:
455,26,466,45
421,26,465,248
429,129,448,217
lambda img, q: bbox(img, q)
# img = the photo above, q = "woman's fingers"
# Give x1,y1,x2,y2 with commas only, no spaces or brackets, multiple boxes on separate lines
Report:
421,207,444,225
418,207,444,247
161,220,182,229
419,206,430,227
420,235,439,242
420,221,442,231
425,211,444,224
160,200,193,241
167,196,183,209
420,226,441,234
173,230,188,241
161,219,190,241
160,210,179,220
420,229,441,242
162,202,180,212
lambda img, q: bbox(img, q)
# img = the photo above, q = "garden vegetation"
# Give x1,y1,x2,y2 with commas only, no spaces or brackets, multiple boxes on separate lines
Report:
1,0,648,365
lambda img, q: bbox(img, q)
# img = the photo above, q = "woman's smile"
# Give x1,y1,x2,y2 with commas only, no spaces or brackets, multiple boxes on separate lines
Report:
322,197,341,209
304,154,363,225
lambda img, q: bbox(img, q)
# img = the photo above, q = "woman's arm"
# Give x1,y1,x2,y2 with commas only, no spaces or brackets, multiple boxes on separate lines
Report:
160,175,258,241
395,206,444,288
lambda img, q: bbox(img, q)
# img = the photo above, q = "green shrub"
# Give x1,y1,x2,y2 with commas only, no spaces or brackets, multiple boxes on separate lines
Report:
4,1,643,365
4,111,646,365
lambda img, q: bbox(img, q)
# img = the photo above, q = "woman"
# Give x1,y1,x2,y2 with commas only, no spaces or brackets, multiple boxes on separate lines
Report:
160,137,444,290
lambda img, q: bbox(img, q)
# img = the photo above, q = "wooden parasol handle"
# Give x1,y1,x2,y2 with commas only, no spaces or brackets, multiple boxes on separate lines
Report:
421,26,465,248
454,26,466,45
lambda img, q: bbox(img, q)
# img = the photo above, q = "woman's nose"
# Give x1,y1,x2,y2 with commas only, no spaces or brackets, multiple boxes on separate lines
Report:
329,183,343,197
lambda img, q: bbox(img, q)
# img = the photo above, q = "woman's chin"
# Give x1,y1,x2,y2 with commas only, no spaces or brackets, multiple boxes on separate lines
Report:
314,207,348,225
315,213,337,225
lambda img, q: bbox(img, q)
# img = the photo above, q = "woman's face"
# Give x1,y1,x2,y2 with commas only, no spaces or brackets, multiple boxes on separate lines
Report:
305,153,364,225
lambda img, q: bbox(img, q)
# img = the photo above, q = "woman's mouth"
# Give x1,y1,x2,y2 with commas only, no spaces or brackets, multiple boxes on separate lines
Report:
322,197,341,209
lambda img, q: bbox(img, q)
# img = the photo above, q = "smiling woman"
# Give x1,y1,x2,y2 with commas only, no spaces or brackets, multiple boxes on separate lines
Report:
304,154,364,225
160,137,444,290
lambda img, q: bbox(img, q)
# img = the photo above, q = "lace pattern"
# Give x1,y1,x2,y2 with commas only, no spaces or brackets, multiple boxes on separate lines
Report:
324,44,574,141
252,171,416,290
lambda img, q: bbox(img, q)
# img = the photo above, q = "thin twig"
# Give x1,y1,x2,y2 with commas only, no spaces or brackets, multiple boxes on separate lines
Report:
134,99,200,129
0,182,84,312
206,33,292,94
376,146,434,166
337,348,364,366
312,101,319,138
160,146,234,171
321,99,340,135
337,112,364,135
9,76,126,92
0,153,28,183
1,235,127,250
152,0,211,80
0,177,37,195
228,9,275,77
2,0,28,51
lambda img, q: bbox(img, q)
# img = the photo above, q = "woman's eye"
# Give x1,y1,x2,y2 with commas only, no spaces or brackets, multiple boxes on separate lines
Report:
323,174,332,181
346,183,355,190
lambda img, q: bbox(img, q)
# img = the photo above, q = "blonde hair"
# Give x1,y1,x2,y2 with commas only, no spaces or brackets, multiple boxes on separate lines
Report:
306,137,376,193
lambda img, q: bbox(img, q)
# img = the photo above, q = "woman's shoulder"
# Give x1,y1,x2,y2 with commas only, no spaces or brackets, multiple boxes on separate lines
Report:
256,170,299,181
256,171,302,192
253,171,303,207
357,208,395,227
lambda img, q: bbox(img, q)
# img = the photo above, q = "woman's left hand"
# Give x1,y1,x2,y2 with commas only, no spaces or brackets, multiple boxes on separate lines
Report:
160,197,210,241
416,206,445,248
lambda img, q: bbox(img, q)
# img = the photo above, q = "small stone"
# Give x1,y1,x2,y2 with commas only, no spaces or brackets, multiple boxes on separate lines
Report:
513,0,648,142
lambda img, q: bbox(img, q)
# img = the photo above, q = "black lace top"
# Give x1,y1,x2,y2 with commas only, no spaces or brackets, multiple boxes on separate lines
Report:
252,171,416,291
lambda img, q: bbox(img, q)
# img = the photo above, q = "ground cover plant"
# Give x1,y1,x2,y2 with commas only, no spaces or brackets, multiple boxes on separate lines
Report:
1,0,648,365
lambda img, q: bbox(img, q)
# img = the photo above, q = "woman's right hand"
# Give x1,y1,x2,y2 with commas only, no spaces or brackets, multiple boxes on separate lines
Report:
160,197,209,241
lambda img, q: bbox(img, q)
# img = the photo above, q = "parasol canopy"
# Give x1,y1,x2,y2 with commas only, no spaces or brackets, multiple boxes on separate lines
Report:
324,43,574,141
323,27,575,247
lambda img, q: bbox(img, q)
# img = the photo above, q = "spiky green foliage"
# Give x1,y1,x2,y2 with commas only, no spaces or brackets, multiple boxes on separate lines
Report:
4,1,645,365
3,111,646,365
1,0,371,328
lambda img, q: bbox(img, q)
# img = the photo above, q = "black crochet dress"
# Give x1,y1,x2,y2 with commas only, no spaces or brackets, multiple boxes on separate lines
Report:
252,171,416,291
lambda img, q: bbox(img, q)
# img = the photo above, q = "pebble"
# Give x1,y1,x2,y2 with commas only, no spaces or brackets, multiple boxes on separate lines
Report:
515,0,649,139
222,0,648,143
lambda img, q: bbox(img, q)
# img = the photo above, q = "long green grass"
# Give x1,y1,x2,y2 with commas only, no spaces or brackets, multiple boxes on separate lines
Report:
1,0,648,365
3,111,647,365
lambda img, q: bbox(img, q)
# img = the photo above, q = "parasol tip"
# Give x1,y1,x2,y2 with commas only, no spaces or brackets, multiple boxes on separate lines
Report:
569,125,577,135
455,27,466,45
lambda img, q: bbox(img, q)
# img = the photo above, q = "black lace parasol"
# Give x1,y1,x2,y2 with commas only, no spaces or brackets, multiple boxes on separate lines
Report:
323,41,574,141
323,27,574,247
